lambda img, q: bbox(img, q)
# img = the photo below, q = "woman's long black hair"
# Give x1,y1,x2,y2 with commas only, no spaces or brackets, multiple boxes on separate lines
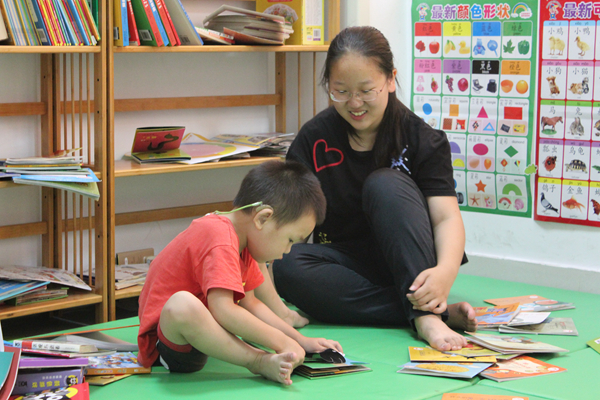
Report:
321,26,410,168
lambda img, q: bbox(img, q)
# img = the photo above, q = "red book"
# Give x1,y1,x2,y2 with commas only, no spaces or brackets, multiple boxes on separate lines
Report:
0,347,21,400
126,0,139,45
41,0,65,45
137,0,163,46
154,0,178,45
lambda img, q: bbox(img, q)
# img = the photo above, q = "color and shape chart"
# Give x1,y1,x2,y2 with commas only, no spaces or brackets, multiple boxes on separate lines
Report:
411,1,537,217
535,1,600,227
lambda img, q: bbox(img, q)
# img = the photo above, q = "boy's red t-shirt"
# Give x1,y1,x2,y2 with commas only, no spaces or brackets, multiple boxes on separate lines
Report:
137,214,264,367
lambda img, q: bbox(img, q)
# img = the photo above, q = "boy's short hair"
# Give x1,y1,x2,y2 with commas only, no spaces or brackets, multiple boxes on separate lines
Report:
233,160,326,226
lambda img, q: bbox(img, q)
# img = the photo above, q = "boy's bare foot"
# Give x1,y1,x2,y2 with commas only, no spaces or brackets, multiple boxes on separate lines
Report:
414,314,468,352
249,352,296,385
283,309,309,328
447,302,478,332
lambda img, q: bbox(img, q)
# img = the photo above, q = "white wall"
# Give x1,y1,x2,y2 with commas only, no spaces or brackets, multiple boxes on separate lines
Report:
347,1,600,293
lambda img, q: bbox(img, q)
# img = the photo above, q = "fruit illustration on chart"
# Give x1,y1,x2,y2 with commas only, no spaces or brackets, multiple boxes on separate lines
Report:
518,40,530,55
431,77,438,93
444,40,456,54
458,78,469,92
484,159,492,170
516,80,528,94
501,80,513,93
416,40,426,53
445,76,454,92
458,41,470,54
429,41,440,54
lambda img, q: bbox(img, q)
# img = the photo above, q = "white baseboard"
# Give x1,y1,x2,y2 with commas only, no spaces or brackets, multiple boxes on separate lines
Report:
461,255,600,295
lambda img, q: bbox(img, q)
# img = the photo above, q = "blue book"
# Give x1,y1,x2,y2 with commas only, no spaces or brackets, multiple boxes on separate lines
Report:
0,279,50,302
15,168,100,183
146,0,168,46
120,0,128,45
55,0,80,44
64,0,89,45
24,0,50,45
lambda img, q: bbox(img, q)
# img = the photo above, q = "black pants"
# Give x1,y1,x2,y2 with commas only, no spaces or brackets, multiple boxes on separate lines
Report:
273,168,452,328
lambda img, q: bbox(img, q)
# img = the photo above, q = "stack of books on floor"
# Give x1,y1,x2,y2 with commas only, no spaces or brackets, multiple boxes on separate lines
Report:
1,153,100,201
203,5,292,45
0,0,100,46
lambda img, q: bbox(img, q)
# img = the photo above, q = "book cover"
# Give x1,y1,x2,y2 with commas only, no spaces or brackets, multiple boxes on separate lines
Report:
69,0,93,44
202,4,285,27
49,331,138,352
24,0,49,44
129,0,160,46
113,0,127,46
34,0,56,45
194,26,232,45
0,265,91,291
130,126,185,153
485,294,547,306
0,347,21,400
125,0,138,45
18,357,89,369
63,0,89,45
9,382,89,400
293,362,371,379
441,343,502,358
12,367,84,395
6,0,28,45
465,332,569,354
518,299,575,312
474,303,520,327
408,346,496,363
153,0,177,45
12,178,100,201
223,27,282,45
0,351,14,389
76,0,98,41
480,355,566,382
499,317,578,336
12,339,97,354
130,148,191,164
18,348,115,358
177,133,261,165
5,287,68,305
0,0,15,44
51,0,77,45
0,279,49,302
587,335,600,354
256,0,323,45
15,0,39,45
58,0,83,44
15,168,99,183
85,352,151,375
161,0,202,45
397,361,493,379
85,374,131,386
145,0,167,45
40,0,64,45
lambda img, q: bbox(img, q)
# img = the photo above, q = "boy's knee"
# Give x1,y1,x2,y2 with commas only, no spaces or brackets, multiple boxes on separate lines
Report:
162,291,204,323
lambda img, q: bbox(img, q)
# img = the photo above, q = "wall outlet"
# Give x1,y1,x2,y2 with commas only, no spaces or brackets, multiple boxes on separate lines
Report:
116,248,154,265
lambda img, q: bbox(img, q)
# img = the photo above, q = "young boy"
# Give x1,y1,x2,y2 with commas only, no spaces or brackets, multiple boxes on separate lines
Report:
137,160,342,386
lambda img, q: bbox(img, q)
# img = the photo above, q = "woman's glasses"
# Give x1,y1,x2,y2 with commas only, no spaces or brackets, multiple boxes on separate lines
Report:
329,82,387,103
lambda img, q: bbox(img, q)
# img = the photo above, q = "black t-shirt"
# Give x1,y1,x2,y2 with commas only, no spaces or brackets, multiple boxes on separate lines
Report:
287,106,456,244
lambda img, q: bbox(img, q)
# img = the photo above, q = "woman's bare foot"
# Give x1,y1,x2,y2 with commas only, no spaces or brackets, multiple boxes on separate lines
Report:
249,352,297,385
446,301,478,332
414,314,468,351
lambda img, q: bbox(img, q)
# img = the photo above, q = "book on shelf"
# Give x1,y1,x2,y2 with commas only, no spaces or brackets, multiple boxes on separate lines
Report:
194,26,232,45
113,0,127,46
177,132,263,165
2,0,25,45
162,0,202,45
4,286,68,306
153,0,177,46
146,0,168,45
12,178,100,201
24,0,50,45
0,347,21,400
0,279,49,303
397,361,493,379
14,0,40,45
0,265,91,291
125,0,139,45
407,346,496,363
0,2,11,42
12,366,84,395
14,168,99,183
129,126,188,163
129,0,162,46
12,339,98,354
498,317,578,336
479,355,566,382
85,352,151,375
256,0,324,45
114,263,148,290
9,382,89,400
473,302,520,328
465,332,569,354
18,356,89,369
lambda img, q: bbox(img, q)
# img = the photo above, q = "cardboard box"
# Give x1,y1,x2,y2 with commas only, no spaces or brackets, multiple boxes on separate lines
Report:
256,0,324,45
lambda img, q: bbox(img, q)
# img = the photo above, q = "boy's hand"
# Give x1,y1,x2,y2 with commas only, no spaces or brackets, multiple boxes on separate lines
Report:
297,337,343,354
406,266,454,314
280,340,306,369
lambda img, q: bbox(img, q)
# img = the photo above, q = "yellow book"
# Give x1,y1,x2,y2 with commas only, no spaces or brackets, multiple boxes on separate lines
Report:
408,346,497,363
256,0,323,45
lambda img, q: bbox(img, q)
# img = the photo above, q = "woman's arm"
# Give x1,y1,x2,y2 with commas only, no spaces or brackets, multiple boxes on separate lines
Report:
406,195,465,313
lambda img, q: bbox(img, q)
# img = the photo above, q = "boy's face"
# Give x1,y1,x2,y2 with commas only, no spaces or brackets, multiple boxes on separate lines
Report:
248,212,316,263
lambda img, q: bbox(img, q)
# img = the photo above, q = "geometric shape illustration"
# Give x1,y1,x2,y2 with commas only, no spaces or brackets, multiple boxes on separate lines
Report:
473,143,489,155
502,183,523,195
450,141,461,153
477,107,489,118
504,145,519,158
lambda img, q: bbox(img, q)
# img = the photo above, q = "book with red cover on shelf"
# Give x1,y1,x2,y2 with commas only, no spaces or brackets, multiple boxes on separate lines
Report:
153,0,177,45
146,0,168,45
125,0,138,44
162,0,202,45
129,0,163,46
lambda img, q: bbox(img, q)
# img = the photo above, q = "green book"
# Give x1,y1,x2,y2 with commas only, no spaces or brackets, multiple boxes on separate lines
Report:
587,336,600,354
129,0,160,46
12,178,100,201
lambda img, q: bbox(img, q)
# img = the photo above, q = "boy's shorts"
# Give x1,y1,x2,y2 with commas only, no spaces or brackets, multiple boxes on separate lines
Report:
156,324,208,373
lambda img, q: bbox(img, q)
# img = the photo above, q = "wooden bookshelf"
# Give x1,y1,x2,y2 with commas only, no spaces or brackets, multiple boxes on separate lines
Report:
114,44,329,53
114,157,276,177
0,47,102,54
0,290,103,320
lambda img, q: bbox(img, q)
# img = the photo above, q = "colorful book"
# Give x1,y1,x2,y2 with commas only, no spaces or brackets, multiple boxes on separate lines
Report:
129,0,161,46
64,0,89,44
145,0,167,45
162,0,202,45
5,0,27,45
85,352,151,375
4,286,68,306
465,332,569,354
18,356,89,369
113,0,127,46
0,0,16,44
9,382,89,399
194,26,233,45
474,303,520,327
0,279,49,302
12,178,100,201
587,335,600,354
76,0,98,41
408,346,496,363
0,351,14,390
397,361,493,379
18,348,116,358
153,0,177,45
499,317,578,336
485,294,547,306
48,331,138,352
12,339,98,353
15,0,40,45
480,355,566,382
0,347,21,400
85,374,131,386
131,126,185,153
441,343,502,358
24,0,49,44
125,0,138,45
0,265,91,291
294,362,371,379
14,168,99,183
12,367,85,395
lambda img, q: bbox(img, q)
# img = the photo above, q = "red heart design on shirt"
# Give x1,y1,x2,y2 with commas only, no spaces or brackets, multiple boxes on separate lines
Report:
313,139,344,172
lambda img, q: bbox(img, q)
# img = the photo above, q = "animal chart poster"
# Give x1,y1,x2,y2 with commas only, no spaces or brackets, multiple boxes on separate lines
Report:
411,1,538,217
535,0,600,227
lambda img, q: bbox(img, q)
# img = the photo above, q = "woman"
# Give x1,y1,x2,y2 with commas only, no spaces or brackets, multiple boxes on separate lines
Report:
262,26,476,351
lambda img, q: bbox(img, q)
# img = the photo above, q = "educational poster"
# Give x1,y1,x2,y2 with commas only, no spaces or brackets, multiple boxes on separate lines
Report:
535,1,600,227
411,1,538,217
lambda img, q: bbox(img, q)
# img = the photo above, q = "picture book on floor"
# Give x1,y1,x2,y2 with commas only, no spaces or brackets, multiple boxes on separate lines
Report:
441,343,501,358
85,373,132,386
499,317,578,336
85,352,151,375
479,311,551,332
294,362,371,379
408,347,496,363
442,394,530,400
11,339,97,354
17,357,89,369
465,332,569,354
0,347,20,400
8,382,90,400
397,361,493,379
587,335,600,354
12,366,85,395
485,295,575,312
479,355,566,382
484,294,548,306
48,331,138,352
474,303,520,327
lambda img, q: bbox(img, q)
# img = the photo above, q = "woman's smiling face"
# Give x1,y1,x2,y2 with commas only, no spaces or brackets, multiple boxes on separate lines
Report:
328,53,396,139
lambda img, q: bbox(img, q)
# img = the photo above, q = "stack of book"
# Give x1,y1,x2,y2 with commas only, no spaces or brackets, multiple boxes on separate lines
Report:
0,0,100,46
203,5,293,45
1,154,100,201
397,346,496,379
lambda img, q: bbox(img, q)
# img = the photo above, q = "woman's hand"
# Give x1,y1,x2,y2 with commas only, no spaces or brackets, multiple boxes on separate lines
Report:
406,265,455,314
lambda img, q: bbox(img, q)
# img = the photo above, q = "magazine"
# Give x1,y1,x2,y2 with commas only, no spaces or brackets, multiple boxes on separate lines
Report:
480,355,566,382
465,332,569,354
0,266,91,291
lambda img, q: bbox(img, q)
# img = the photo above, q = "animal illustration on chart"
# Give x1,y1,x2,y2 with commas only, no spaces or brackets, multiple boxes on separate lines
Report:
569,117,584,136
591,199,600,216
563,196,585,212
574,36,590,56
540,192,558,213
565,159,587,173
548,36,565,55
594,120,600,136
581,77,590,94
543,155,557,172
540,116,562,131
546,76,560,96
568,82,583,95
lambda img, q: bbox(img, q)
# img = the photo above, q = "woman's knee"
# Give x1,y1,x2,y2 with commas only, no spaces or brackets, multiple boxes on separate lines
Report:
362,168,424,212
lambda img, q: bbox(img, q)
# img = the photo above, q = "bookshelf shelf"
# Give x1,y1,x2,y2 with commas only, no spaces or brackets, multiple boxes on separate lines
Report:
114,44,330,53
0,290,103,320
115,286,143,300
0,46,102,54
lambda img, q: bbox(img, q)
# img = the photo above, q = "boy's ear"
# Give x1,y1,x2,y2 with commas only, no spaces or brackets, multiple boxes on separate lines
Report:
253,206,274,230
